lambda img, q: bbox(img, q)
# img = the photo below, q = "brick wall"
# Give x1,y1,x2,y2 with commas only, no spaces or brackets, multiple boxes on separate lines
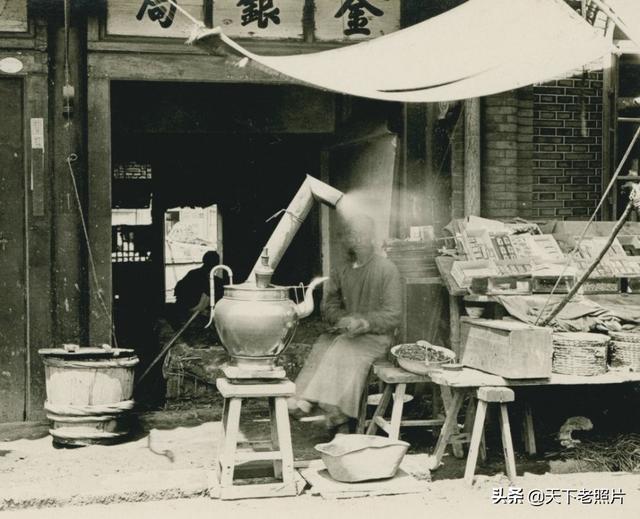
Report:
532,73,603,219
481,89,534,219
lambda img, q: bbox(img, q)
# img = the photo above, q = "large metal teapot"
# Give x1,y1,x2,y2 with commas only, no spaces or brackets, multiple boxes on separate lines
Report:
207,249,327,370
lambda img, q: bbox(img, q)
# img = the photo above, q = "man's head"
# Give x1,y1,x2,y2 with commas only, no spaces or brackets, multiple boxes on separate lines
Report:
202,251,220,271
340,214,376,260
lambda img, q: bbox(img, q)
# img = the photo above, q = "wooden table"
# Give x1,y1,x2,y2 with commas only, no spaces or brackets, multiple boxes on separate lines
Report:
428,367,640,471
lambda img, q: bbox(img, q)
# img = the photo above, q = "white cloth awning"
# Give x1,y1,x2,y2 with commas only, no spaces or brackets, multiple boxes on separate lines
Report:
191,0,613,103
600,0,640,48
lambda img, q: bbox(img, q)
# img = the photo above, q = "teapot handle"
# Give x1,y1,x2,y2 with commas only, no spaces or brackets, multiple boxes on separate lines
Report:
205,264,234,328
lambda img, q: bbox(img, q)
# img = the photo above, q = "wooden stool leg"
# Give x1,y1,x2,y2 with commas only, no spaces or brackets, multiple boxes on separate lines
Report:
463,399,487,485
432,388,464,467
432,384,441,419
218,397,242,488
274,397,295,485
522,402,537,456
217,398,229,473
440,386,464,458
366,383,392,435
464,397,486,462
499,403,517,483
356,378,370,434
268,397,282,479
389,383,406,440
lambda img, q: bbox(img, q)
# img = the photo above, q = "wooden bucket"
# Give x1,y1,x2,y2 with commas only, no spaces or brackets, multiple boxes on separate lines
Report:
39,348,139,446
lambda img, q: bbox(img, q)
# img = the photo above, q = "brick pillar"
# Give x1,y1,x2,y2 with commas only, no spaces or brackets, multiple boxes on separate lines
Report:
482,92,520,218
517,88,535,219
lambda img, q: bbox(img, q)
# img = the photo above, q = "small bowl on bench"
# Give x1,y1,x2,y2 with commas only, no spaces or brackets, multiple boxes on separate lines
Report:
390,341,456,376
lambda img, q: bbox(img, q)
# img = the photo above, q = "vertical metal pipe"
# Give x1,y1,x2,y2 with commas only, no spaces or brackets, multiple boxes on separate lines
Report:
245,176,343,284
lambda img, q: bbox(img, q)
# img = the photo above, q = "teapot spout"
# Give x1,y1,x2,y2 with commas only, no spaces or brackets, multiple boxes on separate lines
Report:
294,277,329,319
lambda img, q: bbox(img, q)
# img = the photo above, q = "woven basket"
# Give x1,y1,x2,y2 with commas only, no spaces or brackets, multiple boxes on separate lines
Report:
552,333,609,376
609,330,640,344
610,340,640,371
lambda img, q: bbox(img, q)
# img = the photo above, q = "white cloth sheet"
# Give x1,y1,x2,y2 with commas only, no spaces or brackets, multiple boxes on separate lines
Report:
191,0,613,103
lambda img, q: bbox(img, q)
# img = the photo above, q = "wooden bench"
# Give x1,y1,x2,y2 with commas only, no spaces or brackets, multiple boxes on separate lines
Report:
358,362,457,446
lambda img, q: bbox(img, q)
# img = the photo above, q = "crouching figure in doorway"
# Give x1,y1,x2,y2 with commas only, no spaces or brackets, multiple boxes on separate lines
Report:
288,214,402,433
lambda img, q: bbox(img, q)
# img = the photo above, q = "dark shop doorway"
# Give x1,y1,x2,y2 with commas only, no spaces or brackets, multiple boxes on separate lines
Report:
110,81,336,405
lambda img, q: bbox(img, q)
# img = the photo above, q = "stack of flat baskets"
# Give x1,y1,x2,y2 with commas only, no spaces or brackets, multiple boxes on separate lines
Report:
608,331,640,371
552,332,609,376
383,239,438,279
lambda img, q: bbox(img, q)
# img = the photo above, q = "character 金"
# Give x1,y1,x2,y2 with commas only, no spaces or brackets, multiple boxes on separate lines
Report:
335,0,384,36
136,0,177,29
237,0,281,29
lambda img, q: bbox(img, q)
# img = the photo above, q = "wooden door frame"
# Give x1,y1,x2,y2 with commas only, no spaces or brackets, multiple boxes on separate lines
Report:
0,46,50,420
86,46,320,344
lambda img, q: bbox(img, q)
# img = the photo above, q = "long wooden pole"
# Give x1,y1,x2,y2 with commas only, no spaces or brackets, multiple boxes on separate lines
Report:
136,308,201,387
539,193,637,327
464,98,481,217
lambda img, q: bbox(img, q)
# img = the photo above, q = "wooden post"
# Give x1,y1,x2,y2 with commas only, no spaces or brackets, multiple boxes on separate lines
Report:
522,402,537,455
449,294,461,357
463,98,481,217
86,77,113,345
51,20,86,348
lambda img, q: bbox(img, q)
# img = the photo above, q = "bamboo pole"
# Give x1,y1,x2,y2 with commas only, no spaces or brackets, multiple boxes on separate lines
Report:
539,186,639,327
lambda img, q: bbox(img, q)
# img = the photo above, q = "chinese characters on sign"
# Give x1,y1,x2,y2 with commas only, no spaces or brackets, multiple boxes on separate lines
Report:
491,487,626,506
136,0,177,29
237,0,281,29
213,0,399,40
106,0,400,40
314,0,400,42
107,0,204,37
212,0,303,39
335,0,384,36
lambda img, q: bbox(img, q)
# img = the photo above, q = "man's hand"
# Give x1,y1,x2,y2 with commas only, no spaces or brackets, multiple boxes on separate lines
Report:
333,316,370,337
190,293,210,314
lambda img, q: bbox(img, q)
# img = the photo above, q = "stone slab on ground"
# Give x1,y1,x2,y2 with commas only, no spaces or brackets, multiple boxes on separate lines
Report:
301,461,427,499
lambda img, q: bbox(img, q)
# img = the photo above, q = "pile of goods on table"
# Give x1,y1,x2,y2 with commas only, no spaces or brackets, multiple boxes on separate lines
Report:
447,216,640,297
439,217,640,379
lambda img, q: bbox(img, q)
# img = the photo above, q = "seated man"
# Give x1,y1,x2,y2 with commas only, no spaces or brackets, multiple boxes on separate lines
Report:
288,214,402,432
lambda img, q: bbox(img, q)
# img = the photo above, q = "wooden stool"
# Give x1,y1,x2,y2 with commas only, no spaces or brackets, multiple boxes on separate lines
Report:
361,362,445,440
214,378,296,500
464,386,516,485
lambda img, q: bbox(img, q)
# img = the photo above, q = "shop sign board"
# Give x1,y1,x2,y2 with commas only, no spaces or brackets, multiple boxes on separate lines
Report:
213,0,304,40
107,0,206,38
0,0,28,33
313,0,401,41
105,0,400,41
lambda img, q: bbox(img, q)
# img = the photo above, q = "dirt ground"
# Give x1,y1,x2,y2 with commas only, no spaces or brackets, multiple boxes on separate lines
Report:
1,405,638,513
1,472,639,519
